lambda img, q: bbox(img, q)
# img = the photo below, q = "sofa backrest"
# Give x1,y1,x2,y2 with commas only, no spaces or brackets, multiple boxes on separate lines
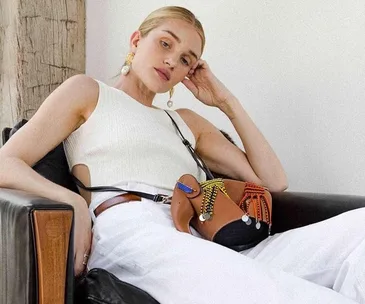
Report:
2,127,11,145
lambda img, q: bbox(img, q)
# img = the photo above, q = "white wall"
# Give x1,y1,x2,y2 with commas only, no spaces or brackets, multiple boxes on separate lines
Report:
86,0,365,196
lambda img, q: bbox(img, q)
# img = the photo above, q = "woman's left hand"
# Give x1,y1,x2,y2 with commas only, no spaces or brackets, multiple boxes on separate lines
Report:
181,59,234,108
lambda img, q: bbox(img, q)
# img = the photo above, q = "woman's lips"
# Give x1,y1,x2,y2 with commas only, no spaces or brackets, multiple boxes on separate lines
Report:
154,68,170,81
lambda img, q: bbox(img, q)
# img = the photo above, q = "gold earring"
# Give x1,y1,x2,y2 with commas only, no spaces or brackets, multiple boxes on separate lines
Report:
121,52,134,76
167,87,174,108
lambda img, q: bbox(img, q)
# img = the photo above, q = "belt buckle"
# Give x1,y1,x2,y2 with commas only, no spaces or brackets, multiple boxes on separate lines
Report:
153,194,171,205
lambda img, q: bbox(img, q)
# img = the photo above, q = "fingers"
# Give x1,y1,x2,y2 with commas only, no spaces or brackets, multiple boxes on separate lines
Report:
194,59,206,70
74,251,86,276
72,200,92,276
182,78,198,96
74,249,91,276
74,254,85,276
82,252,90,267
73,225,92,276
189,59,208,76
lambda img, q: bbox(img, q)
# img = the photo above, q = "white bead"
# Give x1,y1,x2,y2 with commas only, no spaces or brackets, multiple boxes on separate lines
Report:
241,214,249,222
121,65,130,76
202,212,211,221
167,100,173,108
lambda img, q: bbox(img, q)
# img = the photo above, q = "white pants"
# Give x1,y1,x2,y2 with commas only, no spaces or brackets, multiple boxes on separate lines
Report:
88,184,365,304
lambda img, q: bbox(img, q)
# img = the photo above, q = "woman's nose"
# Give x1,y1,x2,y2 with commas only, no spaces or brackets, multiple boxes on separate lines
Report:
164,58,177,68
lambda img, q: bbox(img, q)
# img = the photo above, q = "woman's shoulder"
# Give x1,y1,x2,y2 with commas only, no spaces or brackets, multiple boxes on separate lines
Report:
176,107,221,143
58,74,99,106
176,108,210,129
175,108,208,140
61,74,99,98
58,74,100,121
175,107,198,121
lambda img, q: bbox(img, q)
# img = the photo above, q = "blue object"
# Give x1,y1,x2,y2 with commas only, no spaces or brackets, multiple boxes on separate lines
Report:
177,182,194,194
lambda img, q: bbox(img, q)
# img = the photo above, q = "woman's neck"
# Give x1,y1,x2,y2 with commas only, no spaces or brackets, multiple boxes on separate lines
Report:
113,73,156,107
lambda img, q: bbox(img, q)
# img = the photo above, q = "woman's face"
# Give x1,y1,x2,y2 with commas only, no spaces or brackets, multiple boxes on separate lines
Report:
130,19,203,93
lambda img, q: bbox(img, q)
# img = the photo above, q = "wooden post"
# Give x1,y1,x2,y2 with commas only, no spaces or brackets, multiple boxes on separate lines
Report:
0,0,85,136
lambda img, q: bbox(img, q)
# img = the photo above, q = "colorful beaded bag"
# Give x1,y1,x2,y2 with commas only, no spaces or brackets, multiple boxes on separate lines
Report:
165,111,272,251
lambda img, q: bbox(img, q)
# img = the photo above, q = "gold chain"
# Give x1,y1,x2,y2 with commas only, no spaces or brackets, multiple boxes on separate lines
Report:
199,179,229,222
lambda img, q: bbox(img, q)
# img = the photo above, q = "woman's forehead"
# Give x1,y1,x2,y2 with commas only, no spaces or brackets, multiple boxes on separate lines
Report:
151,19,202,57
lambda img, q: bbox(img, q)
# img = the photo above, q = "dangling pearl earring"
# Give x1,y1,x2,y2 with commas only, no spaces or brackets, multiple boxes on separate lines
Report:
121,52,134,76
167,87,174,108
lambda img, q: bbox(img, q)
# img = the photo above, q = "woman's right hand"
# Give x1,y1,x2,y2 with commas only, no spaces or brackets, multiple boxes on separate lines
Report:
72,196,92,276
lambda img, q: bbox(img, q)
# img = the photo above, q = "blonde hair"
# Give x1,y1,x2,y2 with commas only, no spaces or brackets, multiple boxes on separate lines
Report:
138,6,205,54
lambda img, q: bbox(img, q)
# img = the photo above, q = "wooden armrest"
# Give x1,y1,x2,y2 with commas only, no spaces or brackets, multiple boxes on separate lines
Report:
0,188,74,304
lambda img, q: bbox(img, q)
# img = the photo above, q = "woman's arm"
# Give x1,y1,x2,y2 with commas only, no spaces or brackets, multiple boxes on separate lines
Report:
180,60,288,192
0,74,99,275
223,96,287,191
178,103,287,192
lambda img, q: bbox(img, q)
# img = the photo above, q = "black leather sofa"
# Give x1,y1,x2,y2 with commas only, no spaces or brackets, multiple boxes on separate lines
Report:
1,123,365,304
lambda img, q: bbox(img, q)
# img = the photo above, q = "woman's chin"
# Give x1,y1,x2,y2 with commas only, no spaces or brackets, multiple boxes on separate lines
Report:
143,80,170,94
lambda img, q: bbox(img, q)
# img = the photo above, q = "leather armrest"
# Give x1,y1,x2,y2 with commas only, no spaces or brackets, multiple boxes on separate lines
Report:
271,191,365,234
0,188,74,304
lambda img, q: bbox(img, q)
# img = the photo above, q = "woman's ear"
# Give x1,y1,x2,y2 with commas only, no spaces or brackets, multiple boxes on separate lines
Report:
129,30,141,52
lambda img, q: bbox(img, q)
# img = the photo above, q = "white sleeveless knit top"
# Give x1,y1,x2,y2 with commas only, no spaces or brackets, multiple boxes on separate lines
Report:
63,80,205,212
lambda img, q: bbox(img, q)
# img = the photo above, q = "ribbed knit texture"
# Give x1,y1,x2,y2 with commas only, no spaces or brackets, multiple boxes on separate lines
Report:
63,80,205,209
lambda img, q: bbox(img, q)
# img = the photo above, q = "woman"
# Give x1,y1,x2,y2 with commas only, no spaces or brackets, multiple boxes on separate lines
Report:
0,6,364,304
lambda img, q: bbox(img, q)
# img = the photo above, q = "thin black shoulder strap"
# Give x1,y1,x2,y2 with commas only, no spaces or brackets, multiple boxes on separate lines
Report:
71,174,168,202
164,110,215,180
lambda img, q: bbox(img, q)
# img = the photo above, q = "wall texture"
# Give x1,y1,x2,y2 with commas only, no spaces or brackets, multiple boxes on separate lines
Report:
0,0,85,135
86,0,365,195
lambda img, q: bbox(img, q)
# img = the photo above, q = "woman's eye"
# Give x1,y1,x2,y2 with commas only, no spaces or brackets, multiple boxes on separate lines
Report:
181,57,189,66
161,41,170,48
